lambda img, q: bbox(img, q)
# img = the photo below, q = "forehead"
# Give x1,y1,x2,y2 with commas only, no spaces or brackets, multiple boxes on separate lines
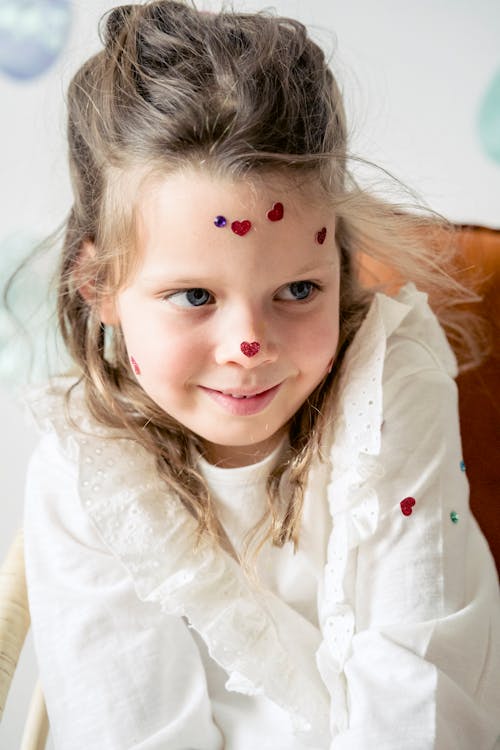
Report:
131,167,335,275
137,167,327,218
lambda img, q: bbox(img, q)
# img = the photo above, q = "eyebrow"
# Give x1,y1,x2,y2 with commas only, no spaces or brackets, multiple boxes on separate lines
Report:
140,260,336,287
291,260,337,276
141,274,211,287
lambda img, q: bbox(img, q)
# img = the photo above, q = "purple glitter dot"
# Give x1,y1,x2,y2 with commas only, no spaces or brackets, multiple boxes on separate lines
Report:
214,215,227,228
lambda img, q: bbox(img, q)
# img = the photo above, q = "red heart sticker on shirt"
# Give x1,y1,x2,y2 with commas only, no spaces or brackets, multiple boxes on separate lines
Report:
316,227,327,244
231,220,252,236
400,497,416,516
267,202,284,221
240,341,260,357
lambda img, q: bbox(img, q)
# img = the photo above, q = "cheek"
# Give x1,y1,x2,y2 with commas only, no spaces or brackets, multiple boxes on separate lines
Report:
120,309,197,376
122,316,208,384
286,310,339,372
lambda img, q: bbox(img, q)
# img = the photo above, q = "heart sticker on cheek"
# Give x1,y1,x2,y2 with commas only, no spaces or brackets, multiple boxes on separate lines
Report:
231,220,252,236
267,202,284,221
400,497,416,516
130,356,141,375
240,341,260,357
316,227,327,245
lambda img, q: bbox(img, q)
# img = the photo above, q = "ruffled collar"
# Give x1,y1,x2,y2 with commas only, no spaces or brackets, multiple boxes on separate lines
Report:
25,283,456,745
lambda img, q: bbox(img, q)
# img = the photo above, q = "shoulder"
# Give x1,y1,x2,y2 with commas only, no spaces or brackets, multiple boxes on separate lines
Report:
383,282,458,381
378,286,461,444
329,283,458,460
24,429,116,587
24,376,122,450
23,376,142,499
24,377,82,524
23,377,134,552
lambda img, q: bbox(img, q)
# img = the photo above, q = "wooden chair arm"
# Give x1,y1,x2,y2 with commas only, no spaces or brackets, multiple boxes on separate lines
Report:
0,529,31,720
20,680,49,750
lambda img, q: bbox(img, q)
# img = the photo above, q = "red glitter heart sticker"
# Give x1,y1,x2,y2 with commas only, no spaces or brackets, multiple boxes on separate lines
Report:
316,227,327,244
400,497,416,516
240,341,260,357
231,220,252,236
130,356,141,375
267,202,284,221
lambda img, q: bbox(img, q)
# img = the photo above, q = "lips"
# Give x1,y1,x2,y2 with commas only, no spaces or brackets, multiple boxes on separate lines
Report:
200,383,281,416
220,386,271,398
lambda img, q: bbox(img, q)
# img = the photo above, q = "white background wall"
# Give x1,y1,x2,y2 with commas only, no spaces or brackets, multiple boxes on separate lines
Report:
1,0,499,746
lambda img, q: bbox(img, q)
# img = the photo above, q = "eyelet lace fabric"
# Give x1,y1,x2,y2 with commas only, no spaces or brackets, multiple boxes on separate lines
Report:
25,283,458,746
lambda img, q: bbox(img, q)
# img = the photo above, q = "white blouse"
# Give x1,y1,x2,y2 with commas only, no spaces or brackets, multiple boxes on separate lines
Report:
24,283,500,749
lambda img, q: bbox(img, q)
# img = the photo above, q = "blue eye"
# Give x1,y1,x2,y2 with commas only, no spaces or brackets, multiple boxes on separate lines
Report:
277,281,317,301
167,288,212,307
290,281,314,299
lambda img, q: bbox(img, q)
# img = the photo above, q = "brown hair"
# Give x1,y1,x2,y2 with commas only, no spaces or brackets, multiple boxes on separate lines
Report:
58,0,483,566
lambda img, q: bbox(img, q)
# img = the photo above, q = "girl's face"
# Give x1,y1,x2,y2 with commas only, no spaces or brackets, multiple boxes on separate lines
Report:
101,169,340,467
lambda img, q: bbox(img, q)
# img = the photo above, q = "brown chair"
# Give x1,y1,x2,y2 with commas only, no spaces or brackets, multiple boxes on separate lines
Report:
455,227,500,572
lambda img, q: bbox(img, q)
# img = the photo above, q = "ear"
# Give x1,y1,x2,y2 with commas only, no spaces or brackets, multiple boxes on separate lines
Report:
98,294,119,326
76,241,119,326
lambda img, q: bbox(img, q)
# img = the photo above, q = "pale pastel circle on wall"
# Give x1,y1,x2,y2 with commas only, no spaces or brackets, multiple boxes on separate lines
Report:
478,69,500,165
0,0,71,81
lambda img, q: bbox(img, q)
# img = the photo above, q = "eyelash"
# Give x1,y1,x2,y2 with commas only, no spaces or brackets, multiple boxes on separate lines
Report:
166,288,212,308
163,281,322,308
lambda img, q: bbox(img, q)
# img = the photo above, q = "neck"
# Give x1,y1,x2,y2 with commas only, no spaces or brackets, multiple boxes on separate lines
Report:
201,429,287,468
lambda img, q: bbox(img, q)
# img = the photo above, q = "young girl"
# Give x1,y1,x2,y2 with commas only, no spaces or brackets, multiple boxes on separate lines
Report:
23,2,499,748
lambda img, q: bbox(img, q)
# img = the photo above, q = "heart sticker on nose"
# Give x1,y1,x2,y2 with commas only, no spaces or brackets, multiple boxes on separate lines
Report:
267,202,284,221
240,341,260,357
316,227,327,244
231,220,252,236
400,497,416,516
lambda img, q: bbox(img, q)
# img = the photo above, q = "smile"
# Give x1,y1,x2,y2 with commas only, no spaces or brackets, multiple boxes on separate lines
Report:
200,383,282,416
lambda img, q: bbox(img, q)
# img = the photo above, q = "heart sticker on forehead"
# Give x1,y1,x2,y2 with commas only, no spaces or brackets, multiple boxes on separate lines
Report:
267,202,284,221
231,220,252,236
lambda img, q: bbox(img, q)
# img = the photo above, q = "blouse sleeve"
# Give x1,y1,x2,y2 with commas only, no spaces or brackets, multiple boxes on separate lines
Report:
24,432,223,750
328,337,500,749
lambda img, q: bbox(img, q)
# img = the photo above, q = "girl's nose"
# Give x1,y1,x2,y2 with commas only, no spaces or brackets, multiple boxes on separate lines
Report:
214,315,277,368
